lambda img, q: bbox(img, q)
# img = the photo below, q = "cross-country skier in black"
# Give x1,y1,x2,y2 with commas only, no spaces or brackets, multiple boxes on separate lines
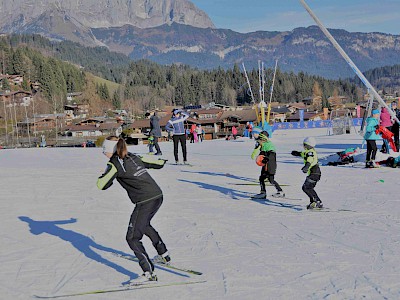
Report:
291,137,323,209
97,136,170,284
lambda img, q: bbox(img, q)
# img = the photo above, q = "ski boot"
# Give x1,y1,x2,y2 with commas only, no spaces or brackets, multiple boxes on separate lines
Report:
272,191,285,198
127,271,157,285
251,192,266,199
307,200,323,210
153,252,171,265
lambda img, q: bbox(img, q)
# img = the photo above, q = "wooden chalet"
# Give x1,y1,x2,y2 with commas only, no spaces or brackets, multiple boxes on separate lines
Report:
185,108,223,139
270,106,291,122
0,90,33,106
65,121,122,138
217,109,257,137
18,115,64,135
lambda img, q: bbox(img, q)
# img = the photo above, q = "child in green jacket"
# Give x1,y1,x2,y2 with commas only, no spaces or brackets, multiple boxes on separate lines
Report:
251,131,284,199
291,137,322,209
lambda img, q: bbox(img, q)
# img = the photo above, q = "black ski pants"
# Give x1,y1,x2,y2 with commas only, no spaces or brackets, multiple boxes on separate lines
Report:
366,140,377,161
153,136,161,154
302,174,321,203
392,123,399,151
126,197,167,273
259,170,282,193
173,134,187,162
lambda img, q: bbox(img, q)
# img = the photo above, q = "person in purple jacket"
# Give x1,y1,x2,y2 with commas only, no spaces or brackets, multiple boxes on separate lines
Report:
165,109,190,164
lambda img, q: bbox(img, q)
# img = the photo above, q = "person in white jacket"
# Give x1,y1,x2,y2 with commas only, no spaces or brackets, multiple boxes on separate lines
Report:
165,109,189,164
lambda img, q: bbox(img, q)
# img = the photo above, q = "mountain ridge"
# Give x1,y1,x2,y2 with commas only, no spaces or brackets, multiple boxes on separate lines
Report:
0,1,399,78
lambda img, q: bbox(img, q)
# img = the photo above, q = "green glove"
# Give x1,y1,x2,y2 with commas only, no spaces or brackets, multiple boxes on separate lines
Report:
251,146,261,160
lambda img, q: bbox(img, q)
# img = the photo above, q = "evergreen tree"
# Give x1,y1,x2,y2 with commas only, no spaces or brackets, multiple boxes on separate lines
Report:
112,90,121,109
2,77,10,90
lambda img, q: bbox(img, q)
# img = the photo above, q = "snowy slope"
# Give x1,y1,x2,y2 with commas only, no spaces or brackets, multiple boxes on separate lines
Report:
1,128,400,299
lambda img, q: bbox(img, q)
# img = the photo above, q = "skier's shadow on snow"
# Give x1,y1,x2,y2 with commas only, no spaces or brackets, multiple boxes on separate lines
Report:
315,143,362,150
250,198,303,211
179,179,302,211
178,179,251,199
181,170,254,183
18,216,138,280
18,216,187,281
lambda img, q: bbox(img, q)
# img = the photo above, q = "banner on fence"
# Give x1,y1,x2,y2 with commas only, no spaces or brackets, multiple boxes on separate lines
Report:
272,118,363,131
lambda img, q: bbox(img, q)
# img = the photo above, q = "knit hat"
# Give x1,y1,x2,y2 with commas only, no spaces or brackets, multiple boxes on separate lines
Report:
372,109,380,115
102,139,118,154
303,137,316,148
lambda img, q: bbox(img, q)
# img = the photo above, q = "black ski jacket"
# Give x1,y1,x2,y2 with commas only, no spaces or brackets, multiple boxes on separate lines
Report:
97,153,162,204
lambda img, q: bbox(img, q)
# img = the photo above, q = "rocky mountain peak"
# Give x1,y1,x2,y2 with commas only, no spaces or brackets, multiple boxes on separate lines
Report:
0,0,215,30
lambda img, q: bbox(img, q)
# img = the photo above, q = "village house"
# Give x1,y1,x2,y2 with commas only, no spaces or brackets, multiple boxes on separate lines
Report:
217,109,257,137
64,118,122,138
64,104,90,121
186,108,224,139
287,102,307,114
328,95,350,108
17,114,66,136
0,90,33,106
0,74,24,86
269,105,291,122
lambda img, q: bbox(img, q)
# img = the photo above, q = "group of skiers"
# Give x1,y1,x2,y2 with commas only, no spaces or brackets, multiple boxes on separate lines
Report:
148,109,191,164
250,130,323,210
95,103,400,285
95,109,326,285
364,101,400,168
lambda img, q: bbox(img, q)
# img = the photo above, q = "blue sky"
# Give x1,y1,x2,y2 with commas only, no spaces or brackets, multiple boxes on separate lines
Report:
190,0,399,35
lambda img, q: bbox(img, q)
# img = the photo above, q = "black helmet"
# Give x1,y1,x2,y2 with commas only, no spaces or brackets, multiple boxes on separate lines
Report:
257,131,269,141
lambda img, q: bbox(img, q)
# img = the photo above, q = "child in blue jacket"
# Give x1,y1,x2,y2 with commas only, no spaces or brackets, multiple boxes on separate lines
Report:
364,109,381,168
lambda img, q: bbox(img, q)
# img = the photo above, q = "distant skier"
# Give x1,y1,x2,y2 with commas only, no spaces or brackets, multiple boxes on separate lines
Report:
148,135,155,153
149,111,162,155
291,137,322,209
379,107,393,153
364,109,381,168
390,101,400,151
231,126,238,140
97,136,170,284
196,124,203,142
251,131,284,199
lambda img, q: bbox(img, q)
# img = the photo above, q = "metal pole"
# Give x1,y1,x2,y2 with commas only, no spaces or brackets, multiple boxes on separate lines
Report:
242,63,255,103
8,104,14,147
242,62,260,125
13,94,19,147
3,98,8,146
267,60,278,123
24,103,31,147
299,0,399,123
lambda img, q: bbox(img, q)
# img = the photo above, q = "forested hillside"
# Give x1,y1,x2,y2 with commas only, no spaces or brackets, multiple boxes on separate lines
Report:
0,34,369,112
356,65,400,93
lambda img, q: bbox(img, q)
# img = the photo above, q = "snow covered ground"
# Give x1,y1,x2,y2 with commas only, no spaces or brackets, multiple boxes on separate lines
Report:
2,128,400,300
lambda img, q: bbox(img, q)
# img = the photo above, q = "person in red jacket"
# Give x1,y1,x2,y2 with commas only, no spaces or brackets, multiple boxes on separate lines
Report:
232,126,238,140
380,107,394,153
